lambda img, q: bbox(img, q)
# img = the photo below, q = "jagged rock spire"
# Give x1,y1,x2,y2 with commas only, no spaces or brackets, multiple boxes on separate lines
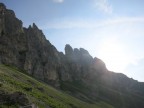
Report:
0,3,6,10
65,44,73,56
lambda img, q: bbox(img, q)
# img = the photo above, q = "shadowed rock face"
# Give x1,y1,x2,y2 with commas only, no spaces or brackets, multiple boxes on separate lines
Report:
0,3,60,86
1,3,144,108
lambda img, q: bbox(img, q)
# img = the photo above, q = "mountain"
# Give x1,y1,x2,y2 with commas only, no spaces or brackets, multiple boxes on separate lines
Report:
0,3,144,108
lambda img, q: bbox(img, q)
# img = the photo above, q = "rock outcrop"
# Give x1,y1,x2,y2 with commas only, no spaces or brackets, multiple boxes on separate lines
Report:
0,90,29,106
1,3,144,108
0,3,60,86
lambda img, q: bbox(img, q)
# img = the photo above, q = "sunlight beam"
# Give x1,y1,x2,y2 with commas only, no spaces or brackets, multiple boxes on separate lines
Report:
98,38,129,72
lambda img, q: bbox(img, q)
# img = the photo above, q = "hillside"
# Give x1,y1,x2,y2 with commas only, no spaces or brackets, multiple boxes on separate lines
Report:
0,65,114,108
0,3,144,108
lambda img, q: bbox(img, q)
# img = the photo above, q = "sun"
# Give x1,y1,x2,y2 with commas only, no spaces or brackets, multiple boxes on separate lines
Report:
98,39,128,72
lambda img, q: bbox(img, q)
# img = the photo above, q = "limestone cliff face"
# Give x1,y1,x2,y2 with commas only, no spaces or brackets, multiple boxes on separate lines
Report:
0,3,24,66
23,24,60,86
0,3,60,86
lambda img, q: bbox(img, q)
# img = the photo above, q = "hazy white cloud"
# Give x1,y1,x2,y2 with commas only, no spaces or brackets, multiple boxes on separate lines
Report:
52,0,64,3
41,17,144,29
93,0,112,14
41,19,92,29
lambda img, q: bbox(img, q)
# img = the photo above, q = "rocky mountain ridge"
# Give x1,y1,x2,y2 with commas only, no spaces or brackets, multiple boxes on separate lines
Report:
0,3,144,108
0,3,107,86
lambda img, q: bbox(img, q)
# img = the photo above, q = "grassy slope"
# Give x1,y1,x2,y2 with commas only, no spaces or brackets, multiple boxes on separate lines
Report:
0,65,114,108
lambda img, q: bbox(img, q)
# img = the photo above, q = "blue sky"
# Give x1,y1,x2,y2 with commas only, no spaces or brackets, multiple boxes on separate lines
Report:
1,0,144,82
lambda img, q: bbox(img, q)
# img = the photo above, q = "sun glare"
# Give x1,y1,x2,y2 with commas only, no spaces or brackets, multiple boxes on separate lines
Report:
98,39,128,72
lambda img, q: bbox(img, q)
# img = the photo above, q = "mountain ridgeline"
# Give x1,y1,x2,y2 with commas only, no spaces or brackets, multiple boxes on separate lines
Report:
0,3,144,108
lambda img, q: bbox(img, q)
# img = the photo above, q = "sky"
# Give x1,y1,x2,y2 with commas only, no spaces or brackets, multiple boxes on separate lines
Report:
1,0,144,82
